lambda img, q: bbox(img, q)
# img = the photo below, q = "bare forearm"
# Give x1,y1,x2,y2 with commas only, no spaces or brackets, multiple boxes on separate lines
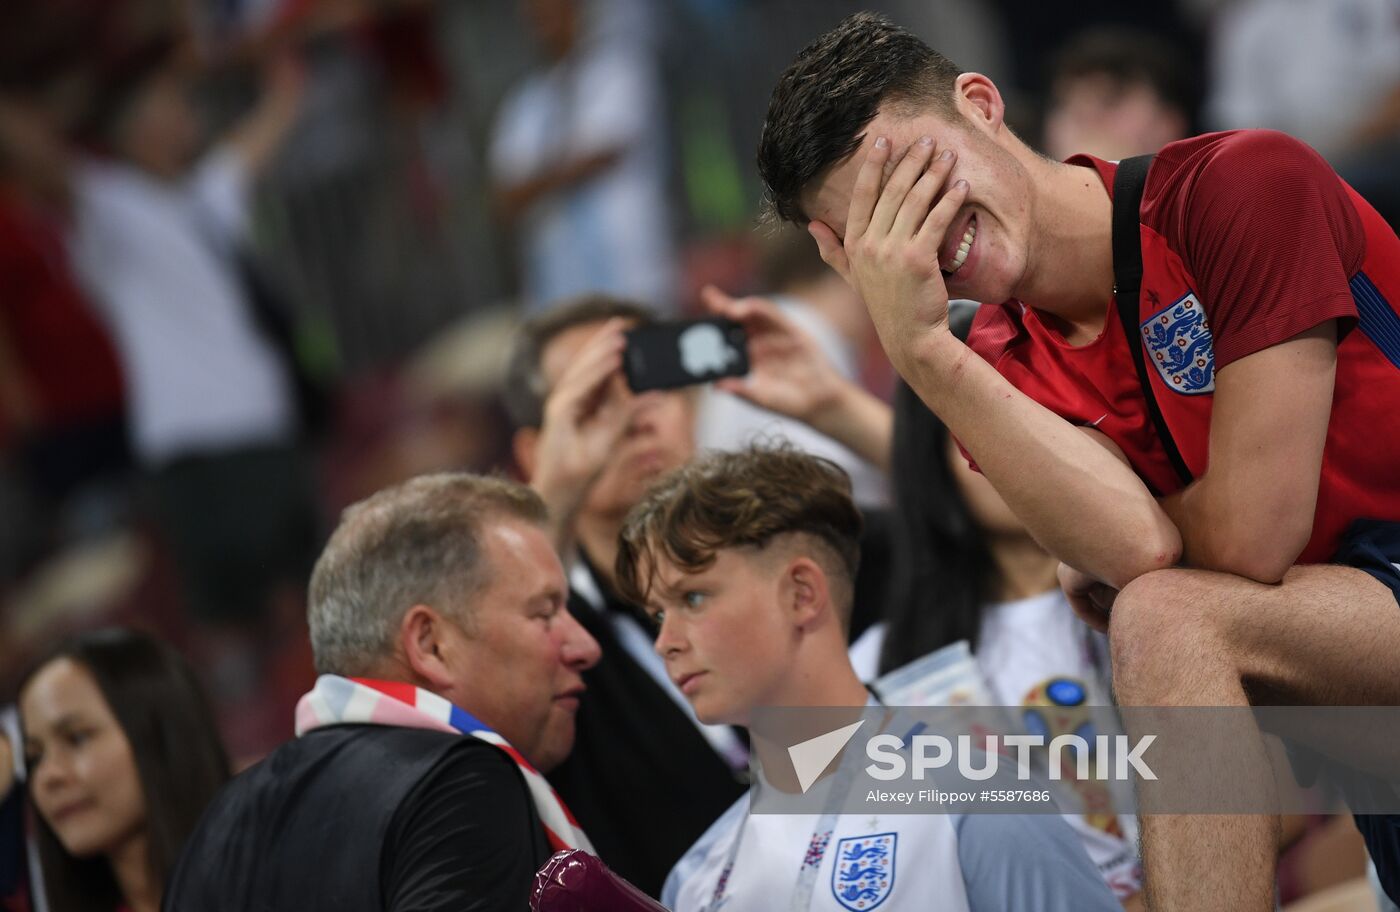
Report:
806,380,893,471
1159,480,1307,584
495,148,623,221
906,333,1181,587
1157,329,1332,584
530,466,587,558
225,82,300,176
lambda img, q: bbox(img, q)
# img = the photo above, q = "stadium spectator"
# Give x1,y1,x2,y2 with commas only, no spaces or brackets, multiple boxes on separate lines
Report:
756,12,1400,909
1206,0,1400,227
0,94,130,582
616,445,1121,912
504,296,747,896
15,629,229,912
703,290,1142,902
0,96,128,512
490,0,678,312
1042,26,1195,161
1206,0,1400,161
66,39,321,714
165,473,600,910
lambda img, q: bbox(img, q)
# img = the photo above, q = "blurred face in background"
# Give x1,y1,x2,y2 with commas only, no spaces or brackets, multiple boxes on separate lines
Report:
21,658,146,860
539,321,696,524
117,69,201,180
1043,74,1187,162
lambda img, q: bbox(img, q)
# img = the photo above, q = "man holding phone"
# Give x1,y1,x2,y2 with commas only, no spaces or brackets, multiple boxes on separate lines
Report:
503,296,748,898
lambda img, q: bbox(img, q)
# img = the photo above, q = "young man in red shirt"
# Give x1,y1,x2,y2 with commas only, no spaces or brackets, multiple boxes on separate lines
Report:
756,12,1400,911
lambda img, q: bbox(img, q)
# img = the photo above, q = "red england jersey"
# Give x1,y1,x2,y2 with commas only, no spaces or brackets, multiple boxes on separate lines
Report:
967,130,1400,563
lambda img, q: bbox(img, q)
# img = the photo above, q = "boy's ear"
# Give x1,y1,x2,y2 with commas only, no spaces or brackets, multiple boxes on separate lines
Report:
781,556,831,632
954,72,1006,134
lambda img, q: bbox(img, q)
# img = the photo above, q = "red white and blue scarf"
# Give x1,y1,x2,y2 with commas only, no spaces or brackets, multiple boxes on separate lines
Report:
295,674,594,853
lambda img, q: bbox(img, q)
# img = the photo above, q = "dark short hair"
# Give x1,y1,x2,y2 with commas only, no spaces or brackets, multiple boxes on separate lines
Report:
20,628,229,912
502,294,655,428
758,12,964,226
615,445,863,624
308,472,549,675
1048,27,1196,122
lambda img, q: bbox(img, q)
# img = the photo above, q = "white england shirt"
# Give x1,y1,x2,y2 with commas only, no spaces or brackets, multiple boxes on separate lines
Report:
663,700,1122,912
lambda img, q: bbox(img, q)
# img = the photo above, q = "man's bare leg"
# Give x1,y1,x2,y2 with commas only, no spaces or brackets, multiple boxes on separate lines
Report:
1108,565,1400,912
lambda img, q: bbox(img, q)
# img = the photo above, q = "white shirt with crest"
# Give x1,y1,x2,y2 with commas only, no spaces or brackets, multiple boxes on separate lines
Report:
662,700,1121,912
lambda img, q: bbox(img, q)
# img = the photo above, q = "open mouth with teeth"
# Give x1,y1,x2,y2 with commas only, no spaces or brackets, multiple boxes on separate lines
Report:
940,213,977,278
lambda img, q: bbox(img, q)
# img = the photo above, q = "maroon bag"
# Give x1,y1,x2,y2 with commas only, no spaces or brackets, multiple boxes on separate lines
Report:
530,850,671,912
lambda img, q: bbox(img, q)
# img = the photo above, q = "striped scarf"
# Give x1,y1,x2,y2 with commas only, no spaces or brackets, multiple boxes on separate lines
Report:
295,674,594,853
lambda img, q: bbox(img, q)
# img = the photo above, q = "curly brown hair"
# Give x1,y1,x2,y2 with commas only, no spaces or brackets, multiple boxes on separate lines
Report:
615,446,863,625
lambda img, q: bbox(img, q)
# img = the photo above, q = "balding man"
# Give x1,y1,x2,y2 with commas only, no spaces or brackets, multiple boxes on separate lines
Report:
165,473,601,912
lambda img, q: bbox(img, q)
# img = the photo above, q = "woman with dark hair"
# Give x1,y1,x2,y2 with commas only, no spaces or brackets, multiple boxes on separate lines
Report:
871,314,1026,674
15,628,229,912
860,375,1083,675
702,286,1141,906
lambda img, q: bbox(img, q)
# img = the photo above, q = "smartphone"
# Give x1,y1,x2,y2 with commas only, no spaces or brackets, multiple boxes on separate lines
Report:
623,317,750,393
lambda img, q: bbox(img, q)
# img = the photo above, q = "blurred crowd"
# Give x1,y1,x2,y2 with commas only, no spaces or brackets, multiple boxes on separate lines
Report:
1,1,1399,911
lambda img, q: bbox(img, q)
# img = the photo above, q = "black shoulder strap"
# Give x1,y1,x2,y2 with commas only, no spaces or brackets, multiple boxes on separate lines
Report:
1112,153,1194,487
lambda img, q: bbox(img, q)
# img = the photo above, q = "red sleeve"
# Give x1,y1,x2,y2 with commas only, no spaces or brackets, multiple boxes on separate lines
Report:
952,434,978,473
1171,131,1365,368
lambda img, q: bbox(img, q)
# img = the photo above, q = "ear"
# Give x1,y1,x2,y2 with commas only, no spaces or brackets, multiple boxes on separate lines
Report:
513,427,540,482
398,604,459,692
954,72,1006,134
780,556,832,633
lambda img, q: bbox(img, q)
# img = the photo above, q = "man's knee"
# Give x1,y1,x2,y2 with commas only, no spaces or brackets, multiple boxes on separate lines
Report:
1110,568,1222,646
1110,569,1235,697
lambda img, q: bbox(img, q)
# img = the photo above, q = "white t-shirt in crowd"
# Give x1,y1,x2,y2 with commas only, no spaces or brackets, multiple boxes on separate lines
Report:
70,150,294,467
848,590,1142,900
1207,0,1400,159
489,44,677,312
662,702,1121,912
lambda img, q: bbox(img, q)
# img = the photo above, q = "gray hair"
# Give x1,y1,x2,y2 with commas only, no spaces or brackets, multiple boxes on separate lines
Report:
307,472,548,675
